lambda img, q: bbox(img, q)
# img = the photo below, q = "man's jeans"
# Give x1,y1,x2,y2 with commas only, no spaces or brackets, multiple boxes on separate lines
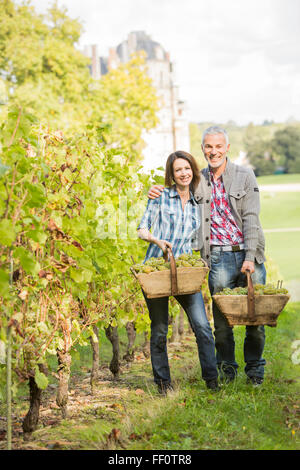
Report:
208,250,267,379
144,292,218,386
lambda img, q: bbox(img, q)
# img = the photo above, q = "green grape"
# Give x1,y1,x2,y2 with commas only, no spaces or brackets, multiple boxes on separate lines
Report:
145,257,159,266
215,283,289,296
157,265,168,271
181,261,192,267
142,266,155,274
254,284,265,291
277,288,288,294
193,260,204,267
132,264,142,273
178,253,190,261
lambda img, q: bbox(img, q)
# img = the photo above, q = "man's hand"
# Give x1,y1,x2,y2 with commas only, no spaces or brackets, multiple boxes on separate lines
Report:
241,260,255,274
148,185,164,199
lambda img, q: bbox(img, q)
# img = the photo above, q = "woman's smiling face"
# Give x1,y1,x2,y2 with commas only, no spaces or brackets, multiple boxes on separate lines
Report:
172,158,193,188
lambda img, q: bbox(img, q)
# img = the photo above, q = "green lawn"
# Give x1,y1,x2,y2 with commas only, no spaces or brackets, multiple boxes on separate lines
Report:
265,231,300,282
260,192,300,230
257,173,300,185
258,178,300,300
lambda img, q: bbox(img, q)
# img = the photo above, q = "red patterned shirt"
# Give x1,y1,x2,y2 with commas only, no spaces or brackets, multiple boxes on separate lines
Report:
210,172,244,246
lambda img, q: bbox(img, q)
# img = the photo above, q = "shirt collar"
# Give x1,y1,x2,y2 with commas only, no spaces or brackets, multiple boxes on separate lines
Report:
209,157,230,183
169,185,197,205
169,185,178,198
209,168,222,184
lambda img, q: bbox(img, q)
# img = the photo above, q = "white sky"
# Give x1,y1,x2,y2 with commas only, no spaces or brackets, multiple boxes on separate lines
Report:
28,0,300,125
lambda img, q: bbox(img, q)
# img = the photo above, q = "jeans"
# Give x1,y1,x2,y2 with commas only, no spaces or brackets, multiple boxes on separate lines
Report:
208,250,267,379
143,291,218,386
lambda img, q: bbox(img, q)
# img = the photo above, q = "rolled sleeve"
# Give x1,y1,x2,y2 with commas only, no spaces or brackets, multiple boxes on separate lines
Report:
137,198,160,231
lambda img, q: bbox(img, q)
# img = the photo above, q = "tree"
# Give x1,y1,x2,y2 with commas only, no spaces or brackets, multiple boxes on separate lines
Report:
272,126,300,174
0,0,91,128
89,53,159,162
189,123,207,169
0,0,159,151
245,139,276,176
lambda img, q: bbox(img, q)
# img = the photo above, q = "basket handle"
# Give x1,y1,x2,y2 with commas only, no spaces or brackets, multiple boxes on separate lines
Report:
246,269,255,320
166,247,178,296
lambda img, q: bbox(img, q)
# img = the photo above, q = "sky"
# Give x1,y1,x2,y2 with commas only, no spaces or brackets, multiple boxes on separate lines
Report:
28,0,300,126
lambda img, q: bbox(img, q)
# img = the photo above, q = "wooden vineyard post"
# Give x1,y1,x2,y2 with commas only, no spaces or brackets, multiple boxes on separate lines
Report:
6,253,13,450
6,322,12,450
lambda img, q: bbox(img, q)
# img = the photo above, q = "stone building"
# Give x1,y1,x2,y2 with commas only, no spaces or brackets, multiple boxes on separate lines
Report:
83,31,190,171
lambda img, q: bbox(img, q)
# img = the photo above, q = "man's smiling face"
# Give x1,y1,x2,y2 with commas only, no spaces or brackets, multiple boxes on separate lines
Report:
202,133,230,171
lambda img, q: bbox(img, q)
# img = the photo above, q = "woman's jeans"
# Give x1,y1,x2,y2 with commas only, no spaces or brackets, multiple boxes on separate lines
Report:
208,250,267,380
143,291,218,386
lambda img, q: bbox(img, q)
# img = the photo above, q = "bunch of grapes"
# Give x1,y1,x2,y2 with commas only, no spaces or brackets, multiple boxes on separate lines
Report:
215,286,248,296
132,252,205,274
215,283,289,296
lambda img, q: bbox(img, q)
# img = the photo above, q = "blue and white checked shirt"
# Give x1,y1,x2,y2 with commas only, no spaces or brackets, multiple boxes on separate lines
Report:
138,186,201,262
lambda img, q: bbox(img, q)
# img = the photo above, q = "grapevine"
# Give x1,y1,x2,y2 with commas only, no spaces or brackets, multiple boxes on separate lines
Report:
0,107,161,440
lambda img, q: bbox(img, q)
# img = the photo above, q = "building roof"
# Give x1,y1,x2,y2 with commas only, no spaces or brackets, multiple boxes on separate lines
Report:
116,31,168,61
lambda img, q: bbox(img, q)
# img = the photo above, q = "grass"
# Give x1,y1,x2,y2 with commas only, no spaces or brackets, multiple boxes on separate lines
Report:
257,173,300,185
260,192,300,230
265,231,300,282
123,303,300,451
258,177,300,300
4,303,299,451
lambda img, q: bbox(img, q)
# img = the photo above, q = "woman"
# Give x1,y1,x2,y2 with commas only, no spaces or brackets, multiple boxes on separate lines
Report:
137,150,218,394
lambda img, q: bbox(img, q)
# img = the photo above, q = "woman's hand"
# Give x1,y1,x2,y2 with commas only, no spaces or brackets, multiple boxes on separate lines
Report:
156,239,172,255
137,230,172,257
148,185,164,199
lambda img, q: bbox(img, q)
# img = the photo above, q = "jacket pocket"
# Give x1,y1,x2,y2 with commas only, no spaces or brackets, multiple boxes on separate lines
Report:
229,189,246,212
229,190,246,199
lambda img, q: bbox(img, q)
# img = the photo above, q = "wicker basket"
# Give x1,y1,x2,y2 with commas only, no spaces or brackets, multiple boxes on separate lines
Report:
212,271,290,327
131,248,209,299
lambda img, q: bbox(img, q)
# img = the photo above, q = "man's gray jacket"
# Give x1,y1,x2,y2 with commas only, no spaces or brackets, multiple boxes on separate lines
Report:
193,159,266,267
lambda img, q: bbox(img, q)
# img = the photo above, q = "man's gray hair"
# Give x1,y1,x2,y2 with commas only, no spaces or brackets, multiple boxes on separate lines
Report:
202,126,229,146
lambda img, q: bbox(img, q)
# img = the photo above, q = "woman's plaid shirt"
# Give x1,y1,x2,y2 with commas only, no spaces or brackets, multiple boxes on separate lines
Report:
138,186,201,262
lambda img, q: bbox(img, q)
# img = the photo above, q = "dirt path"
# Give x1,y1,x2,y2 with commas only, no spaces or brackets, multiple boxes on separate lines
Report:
0,338,193,450
259,183,300,192
264,227,300,233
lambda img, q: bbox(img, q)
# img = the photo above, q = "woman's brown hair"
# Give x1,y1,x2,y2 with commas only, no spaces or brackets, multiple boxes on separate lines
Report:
165,150,200,193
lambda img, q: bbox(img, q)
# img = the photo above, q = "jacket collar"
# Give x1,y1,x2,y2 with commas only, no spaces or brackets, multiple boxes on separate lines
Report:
220,158,235,193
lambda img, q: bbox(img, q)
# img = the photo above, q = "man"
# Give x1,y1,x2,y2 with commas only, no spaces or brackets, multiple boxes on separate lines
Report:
148,126,267,386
